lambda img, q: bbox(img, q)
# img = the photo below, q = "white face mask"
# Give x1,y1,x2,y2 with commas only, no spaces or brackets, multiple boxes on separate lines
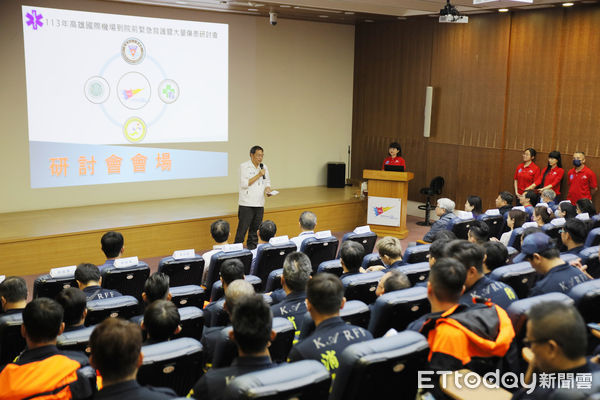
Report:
555,209,562,218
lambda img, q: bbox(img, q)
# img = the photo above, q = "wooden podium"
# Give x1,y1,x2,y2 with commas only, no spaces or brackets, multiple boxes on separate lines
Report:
363,170,414,239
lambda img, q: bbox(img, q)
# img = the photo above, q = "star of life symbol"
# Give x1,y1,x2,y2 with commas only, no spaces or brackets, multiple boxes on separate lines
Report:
26,10,44,30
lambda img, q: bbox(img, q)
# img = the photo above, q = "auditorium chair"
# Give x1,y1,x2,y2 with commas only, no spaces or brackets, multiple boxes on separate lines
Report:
298,300,371,340
211,317,295,368
251,241,296,285
579,246,600,278
300,235,339,273
361,253,384,270
392,262,430,286
507,227,525,252
57,325,95,355
264,268,283,292
329,331,430,400
85,295,139,326
158,254,204,287
206,249,253,293
137,337,204,396
33,274,78,299
170,284,206,309
337,230,378,257
543,223,563,246
402,244,430,264
488,262,537,300
560,253,579,264
480,214,505,239
417,176,444,226
507,292,574,341
223,360,331,400
0,311,25,365
174,306,204,341
585,228,600,248
593,215,600,229
451,218,476,240
210,275,262,302
101,261,150,301
506,246,518,260
316,260,343,277
367,286,430,338
567,279,600,324
341,270,385,304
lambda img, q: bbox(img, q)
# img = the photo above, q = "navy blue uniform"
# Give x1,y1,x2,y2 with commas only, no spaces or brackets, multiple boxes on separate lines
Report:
460,275,518,310
82,285,121,301
562,246,584,256
201,325,227,371
95,380,176,399
529,263,590,297
271,291,307,341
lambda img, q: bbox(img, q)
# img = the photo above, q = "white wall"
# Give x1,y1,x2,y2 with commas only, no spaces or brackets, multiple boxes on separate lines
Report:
0,0,354,212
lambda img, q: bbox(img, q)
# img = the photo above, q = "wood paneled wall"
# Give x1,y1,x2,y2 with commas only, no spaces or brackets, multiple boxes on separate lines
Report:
352,5,600,210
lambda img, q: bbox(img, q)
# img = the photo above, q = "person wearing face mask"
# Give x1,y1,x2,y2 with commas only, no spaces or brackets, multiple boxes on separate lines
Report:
514,148,540,200
567,151,598,205
382,142,406,171
525,150,564,198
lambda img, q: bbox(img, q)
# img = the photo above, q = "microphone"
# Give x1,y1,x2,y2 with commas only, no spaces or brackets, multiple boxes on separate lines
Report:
260,163,265,179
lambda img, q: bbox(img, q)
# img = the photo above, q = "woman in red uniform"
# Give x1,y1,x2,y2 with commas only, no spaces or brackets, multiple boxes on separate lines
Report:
526,150,564,198
382,142,406,170
514,148,540,198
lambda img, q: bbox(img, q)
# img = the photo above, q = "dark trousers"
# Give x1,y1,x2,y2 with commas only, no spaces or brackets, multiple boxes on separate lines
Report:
235,206,264,250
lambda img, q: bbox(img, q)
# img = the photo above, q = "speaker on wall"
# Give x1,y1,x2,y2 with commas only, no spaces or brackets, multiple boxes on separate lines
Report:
327,162,346,188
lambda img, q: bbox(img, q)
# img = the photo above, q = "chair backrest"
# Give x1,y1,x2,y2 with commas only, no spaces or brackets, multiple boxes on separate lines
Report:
329,331,430,400
392,262,430,286
175,306,204,341
253,242,297,284
481,214,505,239
593,215,600,229
489,261,537,300
300,236,339,273
427,176,444,195
206,250,253,293
158,255,205,287
543,223,563,243
57,325,95,355
33,274,78,299
451,218,476,240
206,294,274,328
169,285,206,309
579,246,600,278
223,360,331,400
101,261,150,301
85,295,140,326
210,275,263,302
361,253,383,270
342,271,385,304
0,312,25,365
567,279,600,323
138,337,204,396
585,228,600,248
339,231,378,257
367,287,430,337
316,260,343,277
264,268,283,292
506,292,574,339
507,227,524,251
403,244,431,264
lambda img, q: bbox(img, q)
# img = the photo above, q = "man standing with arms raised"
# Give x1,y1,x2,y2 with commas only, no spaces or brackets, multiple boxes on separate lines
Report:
235,146,272,250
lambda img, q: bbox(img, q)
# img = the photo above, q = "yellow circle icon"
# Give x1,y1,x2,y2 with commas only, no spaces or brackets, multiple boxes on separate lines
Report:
123,117,147,143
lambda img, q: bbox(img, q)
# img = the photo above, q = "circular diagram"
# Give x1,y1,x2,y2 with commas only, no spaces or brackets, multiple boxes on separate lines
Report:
84,76,110,104
158,79,180,104
117,72,151,110
123,117,147,143
121,37,145,65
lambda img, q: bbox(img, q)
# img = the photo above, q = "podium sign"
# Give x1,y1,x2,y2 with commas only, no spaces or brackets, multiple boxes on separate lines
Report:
367,196,401,227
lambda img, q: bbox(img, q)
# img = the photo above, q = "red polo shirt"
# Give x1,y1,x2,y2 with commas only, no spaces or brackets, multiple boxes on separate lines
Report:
567,165,597,204
382,156,406,170
534,166,564,196
514,162,540,194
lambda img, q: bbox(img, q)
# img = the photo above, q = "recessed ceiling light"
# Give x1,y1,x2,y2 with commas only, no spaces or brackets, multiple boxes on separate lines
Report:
318,15,329,18
364,19,374,22
498,8,509,12
175,1,187,4
248,8,258,11
397,16,407,19
344,11,355,15
280,4,291,8
562,2,574,5
254,3,264,6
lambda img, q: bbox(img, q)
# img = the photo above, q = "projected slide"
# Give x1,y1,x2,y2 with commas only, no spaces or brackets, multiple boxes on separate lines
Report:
22,6,228,188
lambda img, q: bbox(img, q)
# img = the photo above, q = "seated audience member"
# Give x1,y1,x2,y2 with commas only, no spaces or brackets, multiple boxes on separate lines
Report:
519,190,538,218
499,209,528,247
202,219,230,286
291,211,317,251
428,238,451,268
287,273,373,376
271,252,312,338
540,189,558,211
374,236,404,269
444,240,517,310
496,191,514,217
433,230,457,242
423,198,456,243
142,300,181,345
512,301,600,400
557,201,577,219
533,205,553,227
142,272,171,306
467,220,490,244
56,287,87,332
339,241,366,278
0,298,94,398
0,276,27,315
464,195,483,218
521,232,590,296
204,258,245,326
375,270,411,297
189,295,276,400
89,318,176,399
75,263,122,301
576,198,597,216
482,241,509,274
98,231,124,272
250,220,277,272
561,218,587,256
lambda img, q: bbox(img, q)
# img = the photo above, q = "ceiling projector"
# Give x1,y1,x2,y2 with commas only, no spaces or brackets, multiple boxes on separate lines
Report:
439,0,469,23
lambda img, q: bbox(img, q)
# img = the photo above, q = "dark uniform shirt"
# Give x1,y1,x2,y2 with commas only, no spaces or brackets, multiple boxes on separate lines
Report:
82,285,122,301
460,275,518,310
95,379,176,400
287,316,373,377
529,263,590,297
201,325,227,371
189,356,275,400
203,299,228,327
271,291,307,341
563,245,584,256
269,289,286,305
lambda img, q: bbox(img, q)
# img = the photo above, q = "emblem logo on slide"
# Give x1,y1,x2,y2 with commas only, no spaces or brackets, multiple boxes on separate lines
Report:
121,38,145,65
158,79,180,104
123,117,147,143
117,72,151,110
84,76,110,104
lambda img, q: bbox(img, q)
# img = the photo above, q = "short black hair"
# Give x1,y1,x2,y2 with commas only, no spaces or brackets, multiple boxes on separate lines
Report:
210,219,230,243
443,240,485,273
525,148,537,160
143,273,170,303
466,195,483,214
231,294,272,354
90,318,143,382
498,191,514,206
383,270,411,293
143,300,180,342
220,259,245,285
482,241,508,271
250,145,263,155
559,202,577,219
388,142,402,156
307,273,344,315
258,220,277,242
521,226,543,241
340,241,365,273
563,218,588,245
74,263,101,284
23,298,64,343
432,230,457,242
282,252,312,292
55,288,86,327
528,301,587,360
101,231,123,258
0,276,27,303
576,198,597,216
523,190,539,205
468,220,490,243
429,258,466,303
429,239,451,260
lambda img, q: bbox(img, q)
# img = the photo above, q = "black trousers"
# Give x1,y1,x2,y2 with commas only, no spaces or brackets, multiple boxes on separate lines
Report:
234,205,264,250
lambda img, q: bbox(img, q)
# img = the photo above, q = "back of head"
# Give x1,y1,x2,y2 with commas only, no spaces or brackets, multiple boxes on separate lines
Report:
74,263,101,284
143,272,170,303
340,241,365,273
467,195,483,214
499,191,514,206
508,209,528,229
541,189,556,202
429,239,451,261
231,294,273,354
468,220,490,243
437,198,455,213
143,300,180,342
522,232,560,260
306,273,344,315
559,202,577,219
55,288,86,327
383,270,411,293
528,301,586,360
432,230,457,242
563,218,587,245
225,279,255,313
0,276,27,303
535,205,554,224
101,231,123,258
23,298,64,343
90,318,142,382
521,226,543,241
482,241,509,272
210,219,230,243
375,236,403,260
576,198,597,216
258,220,277,242
220,259,245,285
429,258,467,303
443,240,484,273
282,252,312,292
299,211,317,231
524,190,539,205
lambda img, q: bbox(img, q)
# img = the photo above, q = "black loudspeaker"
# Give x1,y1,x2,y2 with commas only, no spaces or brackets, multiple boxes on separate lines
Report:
327,162,346,188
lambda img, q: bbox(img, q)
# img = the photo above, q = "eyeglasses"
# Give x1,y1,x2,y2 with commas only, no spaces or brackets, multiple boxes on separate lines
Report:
523,337,549,347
